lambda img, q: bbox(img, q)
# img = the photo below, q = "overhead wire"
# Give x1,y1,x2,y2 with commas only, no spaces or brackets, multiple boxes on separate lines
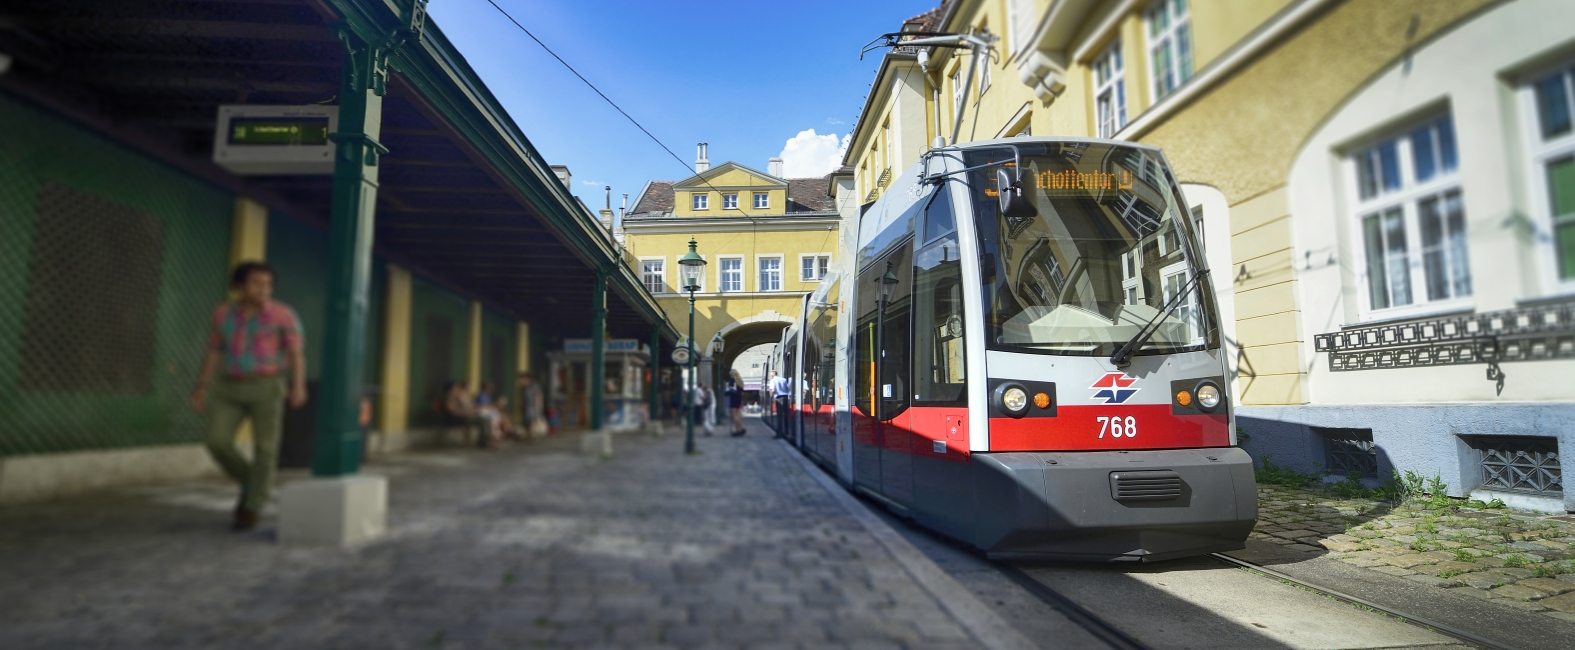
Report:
480,0,750,203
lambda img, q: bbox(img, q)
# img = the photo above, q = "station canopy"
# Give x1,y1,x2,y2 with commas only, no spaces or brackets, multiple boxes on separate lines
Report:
0,0,675,344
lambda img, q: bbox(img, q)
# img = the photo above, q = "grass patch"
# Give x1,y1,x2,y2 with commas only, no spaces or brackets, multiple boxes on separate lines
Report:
1467,498,1507,510
1532,562,1572,578
1502,553,1531,568
1454,548,1476,563
1256,455,1321,490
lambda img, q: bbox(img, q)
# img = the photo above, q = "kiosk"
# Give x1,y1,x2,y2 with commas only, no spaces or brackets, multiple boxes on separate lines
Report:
547,339,649,432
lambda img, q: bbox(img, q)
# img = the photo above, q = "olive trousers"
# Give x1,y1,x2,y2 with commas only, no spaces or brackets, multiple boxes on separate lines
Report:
204,376,285,513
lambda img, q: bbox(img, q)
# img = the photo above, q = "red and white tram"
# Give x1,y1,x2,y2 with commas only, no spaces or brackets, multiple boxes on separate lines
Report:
768,137,1256,562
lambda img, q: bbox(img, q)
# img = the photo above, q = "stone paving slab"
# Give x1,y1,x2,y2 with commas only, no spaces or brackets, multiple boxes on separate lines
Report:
0,420,989,649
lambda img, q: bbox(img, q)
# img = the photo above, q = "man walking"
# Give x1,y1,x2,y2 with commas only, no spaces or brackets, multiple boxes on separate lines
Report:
192,262,307,531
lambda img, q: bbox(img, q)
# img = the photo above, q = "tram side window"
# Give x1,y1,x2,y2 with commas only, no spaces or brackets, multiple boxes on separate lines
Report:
854,320,875,416
879,244,913,420
853,242,914,420
914,190,966,405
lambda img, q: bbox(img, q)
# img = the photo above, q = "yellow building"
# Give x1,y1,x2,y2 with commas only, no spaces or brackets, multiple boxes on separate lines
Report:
849,0,1575,510
622,146,842,389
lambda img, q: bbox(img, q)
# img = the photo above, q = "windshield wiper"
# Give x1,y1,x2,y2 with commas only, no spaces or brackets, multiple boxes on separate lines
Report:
1108,269,1209,368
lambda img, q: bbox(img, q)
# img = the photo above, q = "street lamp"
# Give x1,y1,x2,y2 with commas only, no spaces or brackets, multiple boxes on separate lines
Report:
874,260,899,421
677,238,706,454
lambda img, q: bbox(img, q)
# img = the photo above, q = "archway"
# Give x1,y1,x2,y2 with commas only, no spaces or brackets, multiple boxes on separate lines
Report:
712,317,793,394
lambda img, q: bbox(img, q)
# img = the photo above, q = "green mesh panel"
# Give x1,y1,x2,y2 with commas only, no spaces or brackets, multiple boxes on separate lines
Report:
407,278,469,427
481,307,517,397
0,92,232,456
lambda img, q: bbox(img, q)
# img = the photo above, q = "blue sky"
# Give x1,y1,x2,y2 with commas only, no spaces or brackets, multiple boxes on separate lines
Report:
427,0,937,211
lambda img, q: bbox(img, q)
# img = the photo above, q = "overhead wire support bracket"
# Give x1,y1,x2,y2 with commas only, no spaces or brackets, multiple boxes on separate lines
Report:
859,31,998,147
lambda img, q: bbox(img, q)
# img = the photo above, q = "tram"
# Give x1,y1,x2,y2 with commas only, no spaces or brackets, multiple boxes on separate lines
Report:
767,137,1256,562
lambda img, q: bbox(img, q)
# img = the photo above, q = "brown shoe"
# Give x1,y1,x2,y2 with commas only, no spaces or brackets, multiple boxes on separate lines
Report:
232,508,259,531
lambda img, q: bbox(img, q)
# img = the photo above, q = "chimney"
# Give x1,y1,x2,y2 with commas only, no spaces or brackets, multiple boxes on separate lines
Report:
598,185,615,234
550,165,571,190
617,193,629,245
768,157,784,178
695,142,710,172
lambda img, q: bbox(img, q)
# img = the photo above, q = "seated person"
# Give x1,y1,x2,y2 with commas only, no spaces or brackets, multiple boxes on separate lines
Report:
474,381,510,449
441,381,483,444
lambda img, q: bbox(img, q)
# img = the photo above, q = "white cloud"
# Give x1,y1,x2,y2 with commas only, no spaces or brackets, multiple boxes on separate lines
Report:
778,129,849,178
826,117,844,125
579,179,604,187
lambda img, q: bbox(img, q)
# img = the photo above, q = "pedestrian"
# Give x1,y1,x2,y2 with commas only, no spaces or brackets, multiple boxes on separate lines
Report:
517,372,545,438
725,375,745,437
191,261,307,531
769,371,791,439
700,384,717,436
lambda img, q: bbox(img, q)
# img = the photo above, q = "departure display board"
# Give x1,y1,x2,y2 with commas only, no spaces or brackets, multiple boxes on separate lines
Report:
227,117,330,146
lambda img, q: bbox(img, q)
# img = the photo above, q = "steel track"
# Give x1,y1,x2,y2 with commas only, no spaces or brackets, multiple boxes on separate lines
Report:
1210,553,1519,650
992,562,1156,650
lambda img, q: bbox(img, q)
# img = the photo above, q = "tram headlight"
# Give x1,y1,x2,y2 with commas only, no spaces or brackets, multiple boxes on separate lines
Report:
1003,387,1028,412
994,383,1030,417
1194,381,1222,412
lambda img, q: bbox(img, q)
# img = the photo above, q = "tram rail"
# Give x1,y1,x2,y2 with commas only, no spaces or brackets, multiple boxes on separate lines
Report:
1208,553,1518,650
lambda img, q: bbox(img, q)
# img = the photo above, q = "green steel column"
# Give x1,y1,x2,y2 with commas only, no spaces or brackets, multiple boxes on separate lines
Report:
588,269,607,431
313,28,391,477
649,324,661,424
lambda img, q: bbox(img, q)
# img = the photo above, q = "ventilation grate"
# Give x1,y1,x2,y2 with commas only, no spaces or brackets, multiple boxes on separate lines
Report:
1317,427,1377,478
1472,437,1561,495
1110,470,1182,501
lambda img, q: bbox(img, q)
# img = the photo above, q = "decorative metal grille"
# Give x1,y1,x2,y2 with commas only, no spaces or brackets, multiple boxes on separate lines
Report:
1313,299,1575,392
1473,437,1562,494
1317,428,1377,477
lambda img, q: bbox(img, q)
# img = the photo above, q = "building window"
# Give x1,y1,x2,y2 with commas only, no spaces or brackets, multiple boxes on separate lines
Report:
1094,39,1126,138
1349,115,1470,316
640,259,665,294
754,192,769,209
883,121,893,172
977,37,992,96
759,257,782,291
950,67,963,114
719,257,743,292
1191,205,1205,253
691,193,708,210
1146,0,1192,101
1524,63,1575,287
722,193,738,209
801,254,831,281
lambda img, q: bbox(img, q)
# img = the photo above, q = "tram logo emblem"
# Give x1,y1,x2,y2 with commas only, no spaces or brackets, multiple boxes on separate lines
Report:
1090,372,1140,404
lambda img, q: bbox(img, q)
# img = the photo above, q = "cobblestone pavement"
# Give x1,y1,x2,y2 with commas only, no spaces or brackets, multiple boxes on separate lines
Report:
0,420,989,650
1252,484,1575,622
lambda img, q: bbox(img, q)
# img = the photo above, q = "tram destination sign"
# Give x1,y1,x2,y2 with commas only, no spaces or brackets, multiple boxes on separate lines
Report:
212,105,338,175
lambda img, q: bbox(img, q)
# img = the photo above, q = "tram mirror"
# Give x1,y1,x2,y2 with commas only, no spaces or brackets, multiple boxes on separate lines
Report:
996,167,1038,219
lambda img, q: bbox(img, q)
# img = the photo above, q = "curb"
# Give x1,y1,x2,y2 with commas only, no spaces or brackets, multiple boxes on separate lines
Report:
775,439,1040,650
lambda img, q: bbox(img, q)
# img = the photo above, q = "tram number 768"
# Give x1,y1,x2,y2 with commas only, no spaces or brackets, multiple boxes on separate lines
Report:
1097,416,1138,439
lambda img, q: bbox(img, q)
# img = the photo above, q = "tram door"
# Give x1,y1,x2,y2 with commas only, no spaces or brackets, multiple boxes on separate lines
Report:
854,240,915,510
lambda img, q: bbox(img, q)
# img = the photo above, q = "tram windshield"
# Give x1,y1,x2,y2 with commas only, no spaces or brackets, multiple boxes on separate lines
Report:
964,141,1219,357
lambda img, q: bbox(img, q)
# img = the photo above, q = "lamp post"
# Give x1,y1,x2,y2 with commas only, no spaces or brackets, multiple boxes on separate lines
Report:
677,238,707,454
874,260,899,422
710,331,725,391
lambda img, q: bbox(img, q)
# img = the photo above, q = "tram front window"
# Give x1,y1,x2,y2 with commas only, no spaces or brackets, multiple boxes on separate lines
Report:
966,142,1219,357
